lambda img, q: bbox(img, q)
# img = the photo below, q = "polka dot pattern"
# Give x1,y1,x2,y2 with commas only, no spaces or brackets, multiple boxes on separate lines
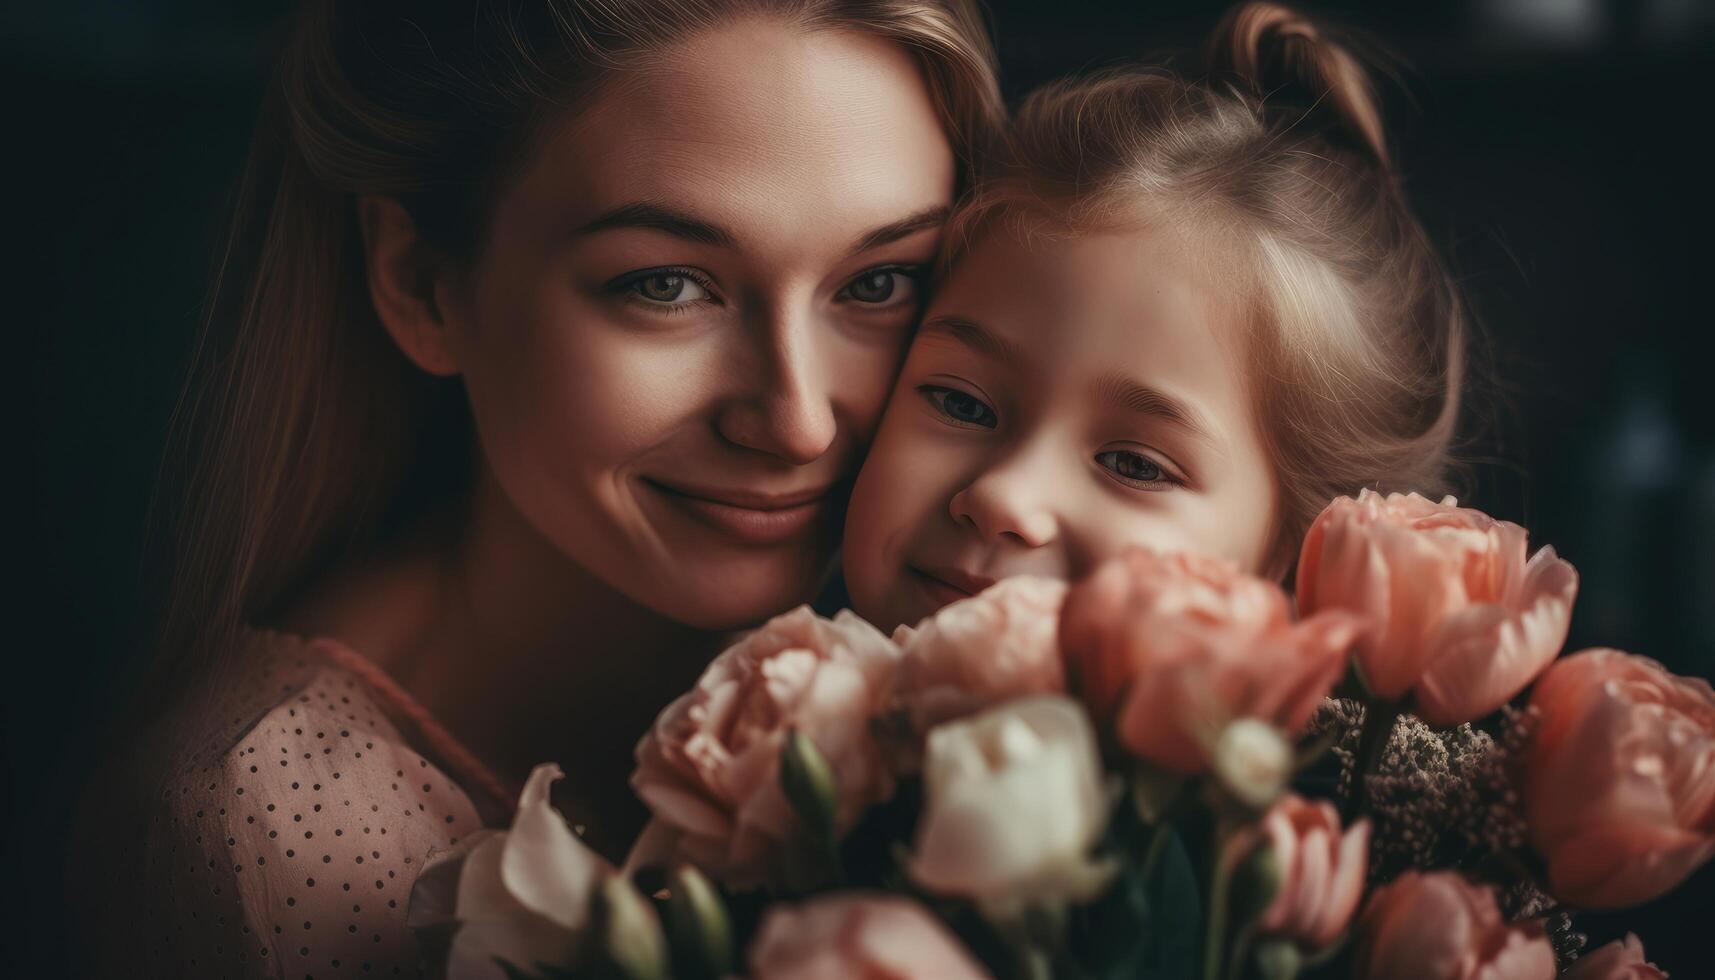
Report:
71,628,489,978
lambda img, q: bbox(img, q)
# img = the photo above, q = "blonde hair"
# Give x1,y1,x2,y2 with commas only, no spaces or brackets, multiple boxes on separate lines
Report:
137,0,1003,716
948,2,1466,574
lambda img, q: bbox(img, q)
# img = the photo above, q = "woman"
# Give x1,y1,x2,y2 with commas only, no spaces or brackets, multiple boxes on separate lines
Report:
70,1,1002,975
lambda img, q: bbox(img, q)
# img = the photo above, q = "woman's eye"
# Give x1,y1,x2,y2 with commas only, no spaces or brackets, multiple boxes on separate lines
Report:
1097,450,1176,487
631,272,709,305
841,267,921,306
922,386,998,429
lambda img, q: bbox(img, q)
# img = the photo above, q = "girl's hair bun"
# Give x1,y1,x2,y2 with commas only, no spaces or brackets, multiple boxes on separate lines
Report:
1206,1,1390,167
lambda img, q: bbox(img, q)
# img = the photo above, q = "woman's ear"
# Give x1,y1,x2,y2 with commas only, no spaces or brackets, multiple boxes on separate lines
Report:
358,195,461,377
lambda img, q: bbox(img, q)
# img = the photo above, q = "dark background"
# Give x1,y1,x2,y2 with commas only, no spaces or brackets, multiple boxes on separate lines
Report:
12,0,1715,975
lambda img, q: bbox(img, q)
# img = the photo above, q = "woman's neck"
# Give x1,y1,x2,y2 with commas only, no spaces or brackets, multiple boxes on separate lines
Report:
275,464,726,857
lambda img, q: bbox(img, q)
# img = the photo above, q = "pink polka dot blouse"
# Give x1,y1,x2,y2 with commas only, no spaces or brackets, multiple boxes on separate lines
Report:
71,627,519,978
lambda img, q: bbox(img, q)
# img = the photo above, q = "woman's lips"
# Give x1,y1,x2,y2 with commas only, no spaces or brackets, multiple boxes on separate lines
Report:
645,478,836,545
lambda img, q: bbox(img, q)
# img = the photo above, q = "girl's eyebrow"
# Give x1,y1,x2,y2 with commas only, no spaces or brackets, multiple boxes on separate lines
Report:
921,314,1215,445
1095,372,1214,445
918,314,1023,365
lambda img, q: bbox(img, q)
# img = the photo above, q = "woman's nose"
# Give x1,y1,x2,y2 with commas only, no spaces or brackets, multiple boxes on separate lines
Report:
949,456,1059,548
714,309,838,465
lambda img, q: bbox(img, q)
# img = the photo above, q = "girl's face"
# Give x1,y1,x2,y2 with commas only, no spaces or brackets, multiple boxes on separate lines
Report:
435,20,955,630
844,225,1280,632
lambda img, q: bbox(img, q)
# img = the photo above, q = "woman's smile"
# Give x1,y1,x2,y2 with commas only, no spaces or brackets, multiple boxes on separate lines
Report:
641,477,840,546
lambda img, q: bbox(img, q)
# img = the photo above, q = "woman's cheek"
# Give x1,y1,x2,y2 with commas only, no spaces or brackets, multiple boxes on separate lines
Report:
526,305,718,462
830,329,916,444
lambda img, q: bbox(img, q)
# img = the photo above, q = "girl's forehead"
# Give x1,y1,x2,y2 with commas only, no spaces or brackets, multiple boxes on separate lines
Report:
928,227,1247,379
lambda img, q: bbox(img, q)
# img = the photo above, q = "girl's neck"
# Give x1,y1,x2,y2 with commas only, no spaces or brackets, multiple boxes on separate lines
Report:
275,463,726,857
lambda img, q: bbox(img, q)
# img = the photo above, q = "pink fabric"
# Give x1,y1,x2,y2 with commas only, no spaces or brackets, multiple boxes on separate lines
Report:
70,627,516,978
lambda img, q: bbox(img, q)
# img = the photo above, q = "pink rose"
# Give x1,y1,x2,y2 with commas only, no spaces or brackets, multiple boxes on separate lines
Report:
1248,795,1370,950
748,894,990,980
889,576,1068,744
1059,549,1361,773
1521,648,1715,909
1296,490,1578,726
628,607,900,890
1353,871,1556,980
1563,935,1667,980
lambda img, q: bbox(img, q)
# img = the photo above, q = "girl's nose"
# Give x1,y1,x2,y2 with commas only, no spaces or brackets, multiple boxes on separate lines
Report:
949,458,1059,548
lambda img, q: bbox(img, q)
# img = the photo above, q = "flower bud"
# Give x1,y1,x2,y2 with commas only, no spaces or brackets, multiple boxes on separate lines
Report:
665,865,732,980
1254,939,1303,980
598,873,669,980
780,728,839,845
1213,719,1291,810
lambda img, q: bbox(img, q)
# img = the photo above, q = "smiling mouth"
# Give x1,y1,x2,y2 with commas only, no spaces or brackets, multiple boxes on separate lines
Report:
907,564,996,603
643,478,838,546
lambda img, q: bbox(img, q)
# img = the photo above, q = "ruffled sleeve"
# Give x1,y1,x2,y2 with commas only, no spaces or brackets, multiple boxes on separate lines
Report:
71,630,498,979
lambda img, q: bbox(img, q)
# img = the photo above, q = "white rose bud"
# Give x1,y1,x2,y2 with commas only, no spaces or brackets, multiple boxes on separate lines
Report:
909,695,1116,923
1212,718,1292,810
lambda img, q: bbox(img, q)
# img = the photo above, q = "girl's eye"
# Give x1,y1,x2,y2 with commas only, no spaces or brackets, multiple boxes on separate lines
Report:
840,267,922,306
1096,450,1178,488
921,386,998,429
631,272,709,305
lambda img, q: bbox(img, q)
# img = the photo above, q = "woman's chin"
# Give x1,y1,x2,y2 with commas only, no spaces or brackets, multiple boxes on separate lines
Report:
640,553,835,633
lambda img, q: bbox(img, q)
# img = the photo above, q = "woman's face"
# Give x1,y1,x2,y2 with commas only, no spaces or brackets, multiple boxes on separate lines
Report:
436,20,956,630
843,226,1280,633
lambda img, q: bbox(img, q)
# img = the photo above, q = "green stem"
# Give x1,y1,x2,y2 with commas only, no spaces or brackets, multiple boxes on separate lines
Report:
1225,923,1257,980
1009,939,1052,980
1344,703,1402,823
1140,821,1174,887
1203,820,1239,980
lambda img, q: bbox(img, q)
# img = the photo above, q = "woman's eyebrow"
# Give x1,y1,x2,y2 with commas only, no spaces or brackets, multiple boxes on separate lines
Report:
569,201,736,246
849,205,950,253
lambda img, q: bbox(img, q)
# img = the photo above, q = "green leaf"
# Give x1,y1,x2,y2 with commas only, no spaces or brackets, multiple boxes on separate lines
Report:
1141,827,1201,980
1069,825,1200,980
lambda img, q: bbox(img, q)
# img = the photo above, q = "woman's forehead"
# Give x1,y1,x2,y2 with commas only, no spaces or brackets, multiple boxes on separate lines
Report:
491,19,957,256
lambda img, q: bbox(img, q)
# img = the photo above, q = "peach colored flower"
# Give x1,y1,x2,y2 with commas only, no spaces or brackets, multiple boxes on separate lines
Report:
1296,490,1578,726
1059,548,1361,773
1248,795,1370,950
909,696,1114,921
1563,935,1667,980
748,893,990,980
889,576,1068,744
1353,871,1555,980
1521,648,1715,909
628,607,901,890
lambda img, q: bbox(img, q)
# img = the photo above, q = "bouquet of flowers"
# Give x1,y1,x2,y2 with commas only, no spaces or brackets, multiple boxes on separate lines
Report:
409,490,1714,980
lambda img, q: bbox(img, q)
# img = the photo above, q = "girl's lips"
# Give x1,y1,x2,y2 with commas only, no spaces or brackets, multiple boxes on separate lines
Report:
645,479,836,545
907,564,996,606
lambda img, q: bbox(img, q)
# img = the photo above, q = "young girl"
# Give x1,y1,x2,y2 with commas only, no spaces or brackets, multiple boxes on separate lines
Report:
845,2,1466,633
